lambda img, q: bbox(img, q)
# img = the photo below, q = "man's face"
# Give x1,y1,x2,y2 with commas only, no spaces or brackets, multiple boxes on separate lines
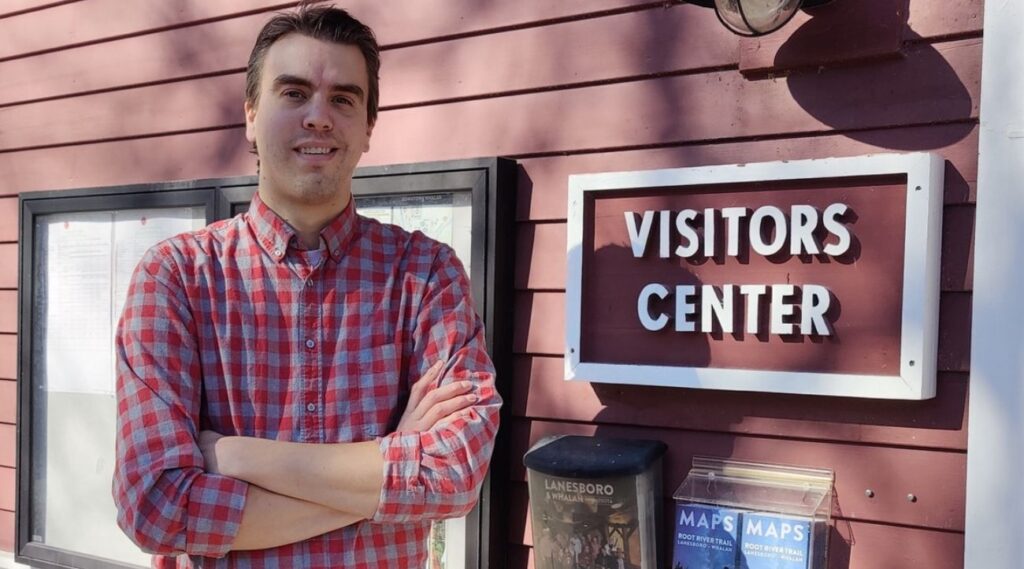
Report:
245,33,373,212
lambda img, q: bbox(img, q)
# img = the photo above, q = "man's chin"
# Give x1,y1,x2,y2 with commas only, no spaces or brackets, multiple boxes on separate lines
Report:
291,177,348,202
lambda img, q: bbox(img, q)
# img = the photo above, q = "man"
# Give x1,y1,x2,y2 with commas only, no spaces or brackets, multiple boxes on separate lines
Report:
112,4,501,567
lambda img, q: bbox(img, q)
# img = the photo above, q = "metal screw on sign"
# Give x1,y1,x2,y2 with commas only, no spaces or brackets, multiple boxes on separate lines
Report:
864,489,875,498
907,494,918,503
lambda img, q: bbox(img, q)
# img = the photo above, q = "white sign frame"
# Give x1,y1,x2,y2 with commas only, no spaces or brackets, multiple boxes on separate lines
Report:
565,152,944,400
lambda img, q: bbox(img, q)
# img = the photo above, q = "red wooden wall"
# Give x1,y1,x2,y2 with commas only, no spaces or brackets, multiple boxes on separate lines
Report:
0,0,980,566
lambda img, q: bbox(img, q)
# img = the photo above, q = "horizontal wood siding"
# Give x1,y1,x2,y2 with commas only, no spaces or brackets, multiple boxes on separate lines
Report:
0,510,11,553
511,356,968,449
0,0,293,60
515,124,980,225
0,381,15,425
0,293,14,334
0,247,15,292
0,1,81,20
0,199,17,242
0,0,980,564
0,37,984,157
0,335,15,381
0,425,13,469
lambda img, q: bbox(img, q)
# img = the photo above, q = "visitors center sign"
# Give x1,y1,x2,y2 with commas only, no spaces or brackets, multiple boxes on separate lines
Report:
565,153,943,399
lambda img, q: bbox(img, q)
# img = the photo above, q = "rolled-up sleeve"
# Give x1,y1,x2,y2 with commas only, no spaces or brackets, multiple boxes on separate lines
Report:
372,244,501,523
112,244,248,557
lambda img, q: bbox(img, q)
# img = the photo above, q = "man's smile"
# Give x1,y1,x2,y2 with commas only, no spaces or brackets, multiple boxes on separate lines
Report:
293,143,338,162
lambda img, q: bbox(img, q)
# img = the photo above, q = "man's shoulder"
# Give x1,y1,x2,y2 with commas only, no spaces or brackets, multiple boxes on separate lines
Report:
355,213,452,260
354,215,472,297
140,216,245,269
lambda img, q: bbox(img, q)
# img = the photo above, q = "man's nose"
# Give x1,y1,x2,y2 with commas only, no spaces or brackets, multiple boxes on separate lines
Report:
303,98,333,131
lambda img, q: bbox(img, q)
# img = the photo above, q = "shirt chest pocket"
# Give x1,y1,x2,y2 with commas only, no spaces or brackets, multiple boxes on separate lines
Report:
335,342,402,442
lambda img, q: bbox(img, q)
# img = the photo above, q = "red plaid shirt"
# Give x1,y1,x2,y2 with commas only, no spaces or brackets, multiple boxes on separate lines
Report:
113,193,500,568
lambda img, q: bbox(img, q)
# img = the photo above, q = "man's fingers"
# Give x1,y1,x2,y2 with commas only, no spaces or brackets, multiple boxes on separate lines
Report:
411,361,445,394
413,381,472,421
397,376,478,432
419,393,479,429
406,361,444,415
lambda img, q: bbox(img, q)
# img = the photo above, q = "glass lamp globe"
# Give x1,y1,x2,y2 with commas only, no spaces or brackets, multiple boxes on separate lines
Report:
715,0,803,36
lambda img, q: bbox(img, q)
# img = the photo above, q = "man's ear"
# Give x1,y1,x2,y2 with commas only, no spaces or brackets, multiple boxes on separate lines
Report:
244,99,257,144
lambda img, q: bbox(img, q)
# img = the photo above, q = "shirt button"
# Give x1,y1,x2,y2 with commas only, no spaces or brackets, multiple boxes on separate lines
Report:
306,280,314,288
305,339,316,349
306,403,316,412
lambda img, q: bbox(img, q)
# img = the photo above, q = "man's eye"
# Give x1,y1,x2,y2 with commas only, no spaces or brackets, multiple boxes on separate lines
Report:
283,90,306,100
333,96,354,106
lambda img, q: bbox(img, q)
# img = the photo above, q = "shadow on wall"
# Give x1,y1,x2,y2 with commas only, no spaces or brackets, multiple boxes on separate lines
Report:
782,0,974,150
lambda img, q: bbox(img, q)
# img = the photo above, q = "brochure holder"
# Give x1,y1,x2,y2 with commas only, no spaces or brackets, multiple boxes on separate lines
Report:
672,457,833,569
523,435,667,569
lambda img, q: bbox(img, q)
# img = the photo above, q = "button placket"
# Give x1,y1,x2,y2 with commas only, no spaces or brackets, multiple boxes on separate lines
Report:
300,272,324,441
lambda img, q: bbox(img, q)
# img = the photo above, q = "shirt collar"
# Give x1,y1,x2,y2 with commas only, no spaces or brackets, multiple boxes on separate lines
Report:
247,192,357,263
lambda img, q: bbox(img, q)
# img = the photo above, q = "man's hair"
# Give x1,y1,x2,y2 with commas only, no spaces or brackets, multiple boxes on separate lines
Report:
245,2,381,126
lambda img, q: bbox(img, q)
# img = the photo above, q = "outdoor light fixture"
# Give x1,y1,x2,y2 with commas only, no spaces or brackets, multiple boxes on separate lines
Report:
688,0,835,36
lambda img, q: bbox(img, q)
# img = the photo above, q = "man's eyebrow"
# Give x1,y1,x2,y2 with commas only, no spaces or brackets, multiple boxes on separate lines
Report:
272,74,365,100
331,83,365,101
272,74,313,90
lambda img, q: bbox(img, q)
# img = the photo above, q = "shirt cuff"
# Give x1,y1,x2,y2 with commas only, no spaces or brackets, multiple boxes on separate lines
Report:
372,431,425,523
185,473,249,558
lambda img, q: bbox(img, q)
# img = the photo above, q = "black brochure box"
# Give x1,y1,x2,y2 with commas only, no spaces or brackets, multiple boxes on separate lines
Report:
523,436,667,569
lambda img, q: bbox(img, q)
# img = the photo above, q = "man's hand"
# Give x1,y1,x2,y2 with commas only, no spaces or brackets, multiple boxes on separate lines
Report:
396,360,478,432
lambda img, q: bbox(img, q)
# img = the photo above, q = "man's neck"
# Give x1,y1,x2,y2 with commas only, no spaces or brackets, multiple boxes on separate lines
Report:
258,190,350,250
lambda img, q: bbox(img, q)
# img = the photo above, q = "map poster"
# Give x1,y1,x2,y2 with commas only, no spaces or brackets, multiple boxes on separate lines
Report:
739,512,812,569
528,472,646,569
672,503,741,569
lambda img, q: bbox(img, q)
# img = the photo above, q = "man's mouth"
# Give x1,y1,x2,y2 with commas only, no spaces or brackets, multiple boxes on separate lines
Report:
296,146,336,156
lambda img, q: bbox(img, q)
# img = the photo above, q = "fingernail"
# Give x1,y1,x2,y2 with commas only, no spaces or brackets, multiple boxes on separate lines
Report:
467,394,479,402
